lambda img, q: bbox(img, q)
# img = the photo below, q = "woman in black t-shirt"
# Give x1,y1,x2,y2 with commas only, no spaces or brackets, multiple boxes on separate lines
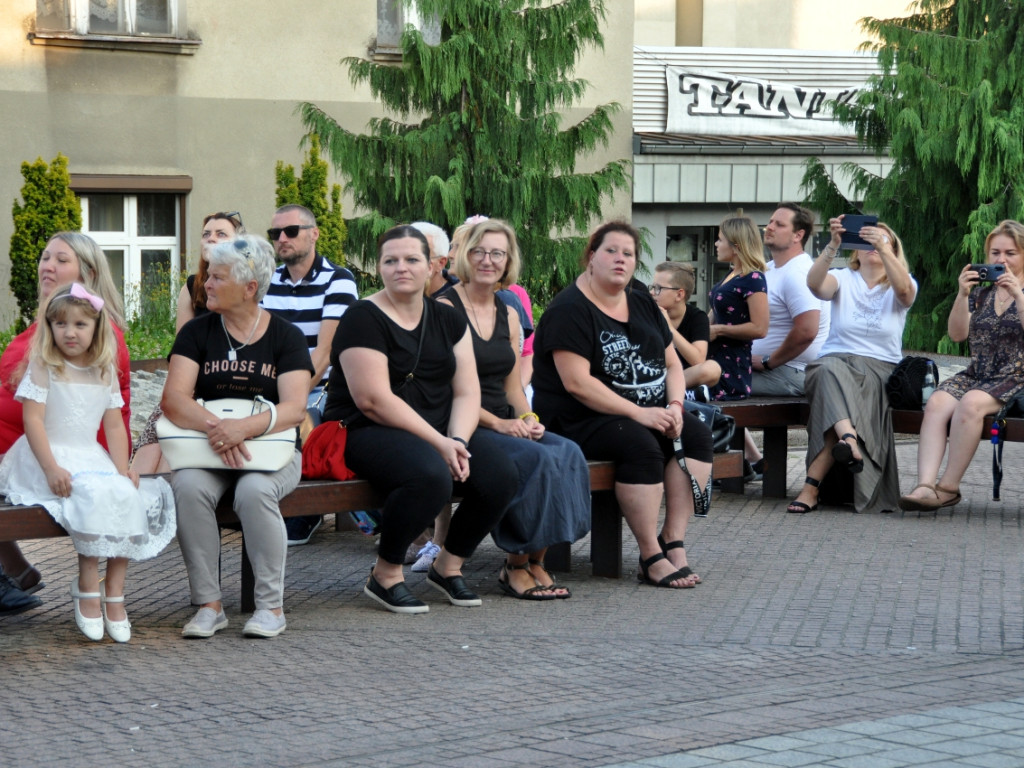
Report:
162,234,313,639
533,222,714,589
324,225,517,614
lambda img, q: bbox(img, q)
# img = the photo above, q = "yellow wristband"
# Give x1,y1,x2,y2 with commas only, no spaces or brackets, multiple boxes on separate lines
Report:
519,412,540,422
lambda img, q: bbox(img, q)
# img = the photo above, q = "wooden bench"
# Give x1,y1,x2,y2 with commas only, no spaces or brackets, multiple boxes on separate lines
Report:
716,397,1024,499
0,453,743,610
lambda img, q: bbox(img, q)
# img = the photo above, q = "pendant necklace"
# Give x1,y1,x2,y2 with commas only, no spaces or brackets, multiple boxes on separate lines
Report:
222,310,261,362
462,286,488,336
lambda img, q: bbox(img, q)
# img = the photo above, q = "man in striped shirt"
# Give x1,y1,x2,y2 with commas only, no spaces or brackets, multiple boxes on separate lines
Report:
263,204,358,545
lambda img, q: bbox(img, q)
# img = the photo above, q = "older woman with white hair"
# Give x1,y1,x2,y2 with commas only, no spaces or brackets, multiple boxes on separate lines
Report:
162,234,313,639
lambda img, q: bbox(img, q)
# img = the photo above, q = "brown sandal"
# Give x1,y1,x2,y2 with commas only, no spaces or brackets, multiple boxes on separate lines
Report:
935,484,962,508
899,483,942,511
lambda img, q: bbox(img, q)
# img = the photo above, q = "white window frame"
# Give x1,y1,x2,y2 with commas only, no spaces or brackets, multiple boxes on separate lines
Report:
377,0,439,53
43,0,181,37
81,194,181,320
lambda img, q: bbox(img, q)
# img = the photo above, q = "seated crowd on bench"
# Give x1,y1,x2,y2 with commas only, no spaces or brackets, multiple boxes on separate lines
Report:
1,203,1023,640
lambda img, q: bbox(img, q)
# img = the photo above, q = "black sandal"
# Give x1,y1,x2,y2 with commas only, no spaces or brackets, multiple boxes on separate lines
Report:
637,552,695,589
528,559,571,599
832,433,864,473
656,535,701,584
787,476,820,514
498,563,557,601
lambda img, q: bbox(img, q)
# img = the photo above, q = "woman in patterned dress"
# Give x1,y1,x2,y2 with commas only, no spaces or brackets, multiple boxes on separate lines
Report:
900,220,1024,510
706,215,769,400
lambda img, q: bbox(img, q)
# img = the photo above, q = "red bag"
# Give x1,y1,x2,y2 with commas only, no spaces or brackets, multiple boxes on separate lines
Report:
300,420,357,481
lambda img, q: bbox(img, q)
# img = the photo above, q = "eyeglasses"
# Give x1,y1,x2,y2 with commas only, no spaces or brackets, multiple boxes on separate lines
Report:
649,283,677,297
469,247,508,263
267,224,314,240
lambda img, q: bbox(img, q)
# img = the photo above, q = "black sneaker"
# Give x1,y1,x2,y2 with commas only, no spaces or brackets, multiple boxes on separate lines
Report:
748,458,765,482
0,572,43,616
285,515,323,546
426,565,482,607
364,572,428,614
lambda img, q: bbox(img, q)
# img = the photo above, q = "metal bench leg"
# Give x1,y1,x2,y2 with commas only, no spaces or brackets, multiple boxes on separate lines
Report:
762,426,790,498
590,490,622,578
240,536,255,613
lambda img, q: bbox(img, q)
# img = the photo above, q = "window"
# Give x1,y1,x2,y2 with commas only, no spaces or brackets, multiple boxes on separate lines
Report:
37,0,181,36
80,193,181,319
376,0,439,53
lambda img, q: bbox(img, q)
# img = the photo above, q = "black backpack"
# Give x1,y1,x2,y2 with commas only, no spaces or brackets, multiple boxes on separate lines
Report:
991,392,1024,500
885,356,940,410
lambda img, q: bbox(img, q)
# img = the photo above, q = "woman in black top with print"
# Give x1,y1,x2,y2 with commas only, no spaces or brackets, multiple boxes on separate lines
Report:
533,222,714,589
324,225,516,614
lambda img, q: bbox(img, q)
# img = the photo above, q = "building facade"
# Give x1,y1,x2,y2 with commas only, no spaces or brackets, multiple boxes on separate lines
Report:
0,1,633,324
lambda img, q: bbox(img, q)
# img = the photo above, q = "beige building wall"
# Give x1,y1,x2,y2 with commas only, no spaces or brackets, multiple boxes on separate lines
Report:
636,0,912,50
0,0,633,326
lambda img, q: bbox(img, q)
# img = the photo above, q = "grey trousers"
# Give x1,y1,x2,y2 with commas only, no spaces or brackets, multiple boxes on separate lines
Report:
172,452,301,610
752,364,806,396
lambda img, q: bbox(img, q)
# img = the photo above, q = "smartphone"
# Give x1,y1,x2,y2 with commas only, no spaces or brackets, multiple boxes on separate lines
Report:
969,263,1006,282
839,214,879,251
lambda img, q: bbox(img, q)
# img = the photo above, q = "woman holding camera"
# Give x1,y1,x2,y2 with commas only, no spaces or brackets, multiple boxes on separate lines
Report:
900,220,1024,510
788,216,916,515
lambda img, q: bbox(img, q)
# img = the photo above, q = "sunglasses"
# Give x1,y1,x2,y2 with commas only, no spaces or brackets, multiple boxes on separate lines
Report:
267,224,314,241
206,211,243,228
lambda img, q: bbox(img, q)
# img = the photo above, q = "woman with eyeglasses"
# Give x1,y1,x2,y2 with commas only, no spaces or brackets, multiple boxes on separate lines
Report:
788,216,916,515
0,232,130,613
161,234,313,639
705,215,769,400
324,225,517,613
131,211,245,475
532,221,714,590
440,219,590,600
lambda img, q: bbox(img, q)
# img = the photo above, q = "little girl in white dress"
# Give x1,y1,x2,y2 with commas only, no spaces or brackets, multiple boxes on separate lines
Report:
0,283,175,642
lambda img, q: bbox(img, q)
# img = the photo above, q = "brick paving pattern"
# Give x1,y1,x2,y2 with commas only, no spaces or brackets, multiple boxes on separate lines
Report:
2,439,1023,767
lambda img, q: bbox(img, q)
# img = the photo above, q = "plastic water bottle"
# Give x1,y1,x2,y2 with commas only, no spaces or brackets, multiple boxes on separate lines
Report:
922,369,936,407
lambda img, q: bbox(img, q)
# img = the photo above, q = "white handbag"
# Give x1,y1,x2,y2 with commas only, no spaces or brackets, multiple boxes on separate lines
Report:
156,396,297,472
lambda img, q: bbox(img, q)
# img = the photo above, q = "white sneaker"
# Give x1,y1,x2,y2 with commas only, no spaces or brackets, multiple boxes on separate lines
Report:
182,607,228,638
243,609,286,638
410,541,441,573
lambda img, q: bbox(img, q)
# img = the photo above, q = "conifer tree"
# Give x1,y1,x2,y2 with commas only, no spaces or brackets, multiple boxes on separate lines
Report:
299,0,630,302
802,0,1024,352
9,154,82,330
275,134,348,265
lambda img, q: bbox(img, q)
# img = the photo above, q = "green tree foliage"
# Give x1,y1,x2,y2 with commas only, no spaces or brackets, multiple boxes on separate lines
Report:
801,0,1024,352
9,154,82,330
275,134,348,265
298,0,630,303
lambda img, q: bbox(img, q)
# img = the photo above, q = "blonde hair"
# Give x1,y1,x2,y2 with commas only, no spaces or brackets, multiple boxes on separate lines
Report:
655,261,696,298
31,283,118,382
848,222,908,287
450,219,521,289
719,216,767,276
43,232,125,330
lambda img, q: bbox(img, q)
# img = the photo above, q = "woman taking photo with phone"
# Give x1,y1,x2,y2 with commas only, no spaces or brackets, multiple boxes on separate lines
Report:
900,220,1024,510
788,215,916,515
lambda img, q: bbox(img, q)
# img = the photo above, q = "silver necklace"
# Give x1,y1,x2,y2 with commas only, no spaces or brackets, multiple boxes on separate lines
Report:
460,285,492,336
221,310,261,362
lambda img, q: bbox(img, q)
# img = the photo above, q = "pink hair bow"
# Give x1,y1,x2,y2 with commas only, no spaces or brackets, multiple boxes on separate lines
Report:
464,215,490,225
69,282,105,311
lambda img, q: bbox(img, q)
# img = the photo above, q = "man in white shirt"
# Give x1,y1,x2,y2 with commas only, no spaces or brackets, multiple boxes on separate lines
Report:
751,202,831,396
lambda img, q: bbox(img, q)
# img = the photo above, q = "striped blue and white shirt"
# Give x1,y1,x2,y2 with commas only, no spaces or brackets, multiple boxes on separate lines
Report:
261,253,358,386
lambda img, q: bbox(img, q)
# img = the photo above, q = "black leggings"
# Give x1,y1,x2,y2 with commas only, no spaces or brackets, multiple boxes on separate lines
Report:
576,411,714,484
344,426,517,565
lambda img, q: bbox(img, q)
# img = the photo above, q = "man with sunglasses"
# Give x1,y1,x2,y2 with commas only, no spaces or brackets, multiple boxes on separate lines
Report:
263,204,358,545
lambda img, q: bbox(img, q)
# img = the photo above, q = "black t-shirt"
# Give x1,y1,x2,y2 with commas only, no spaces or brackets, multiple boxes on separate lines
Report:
171,312,314,402
447,291,515,418
675,303,710,369
532,283,672,440
323,298,469,432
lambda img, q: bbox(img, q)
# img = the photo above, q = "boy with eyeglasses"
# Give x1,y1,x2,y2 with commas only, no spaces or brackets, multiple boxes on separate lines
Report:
650,262,720,399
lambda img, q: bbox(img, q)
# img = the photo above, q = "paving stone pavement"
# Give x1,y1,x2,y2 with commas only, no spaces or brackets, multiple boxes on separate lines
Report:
2,437,1024,767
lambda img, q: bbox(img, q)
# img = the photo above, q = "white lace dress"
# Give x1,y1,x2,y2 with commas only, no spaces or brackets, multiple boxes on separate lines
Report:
0,360,175,561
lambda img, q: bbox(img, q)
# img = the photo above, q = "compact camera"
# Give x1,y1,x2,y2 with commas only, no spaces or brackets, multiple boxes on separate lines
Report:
969,263,1006,282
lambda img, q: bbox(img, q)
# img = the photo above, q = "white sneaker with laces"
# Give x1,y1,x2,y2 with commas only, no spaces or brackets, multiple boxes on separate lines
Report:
410,541,441,573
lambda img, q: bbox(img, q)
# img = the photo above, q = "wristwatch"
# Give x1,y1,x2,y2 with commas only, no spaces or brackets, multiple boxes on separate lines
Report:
761,354,772,371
